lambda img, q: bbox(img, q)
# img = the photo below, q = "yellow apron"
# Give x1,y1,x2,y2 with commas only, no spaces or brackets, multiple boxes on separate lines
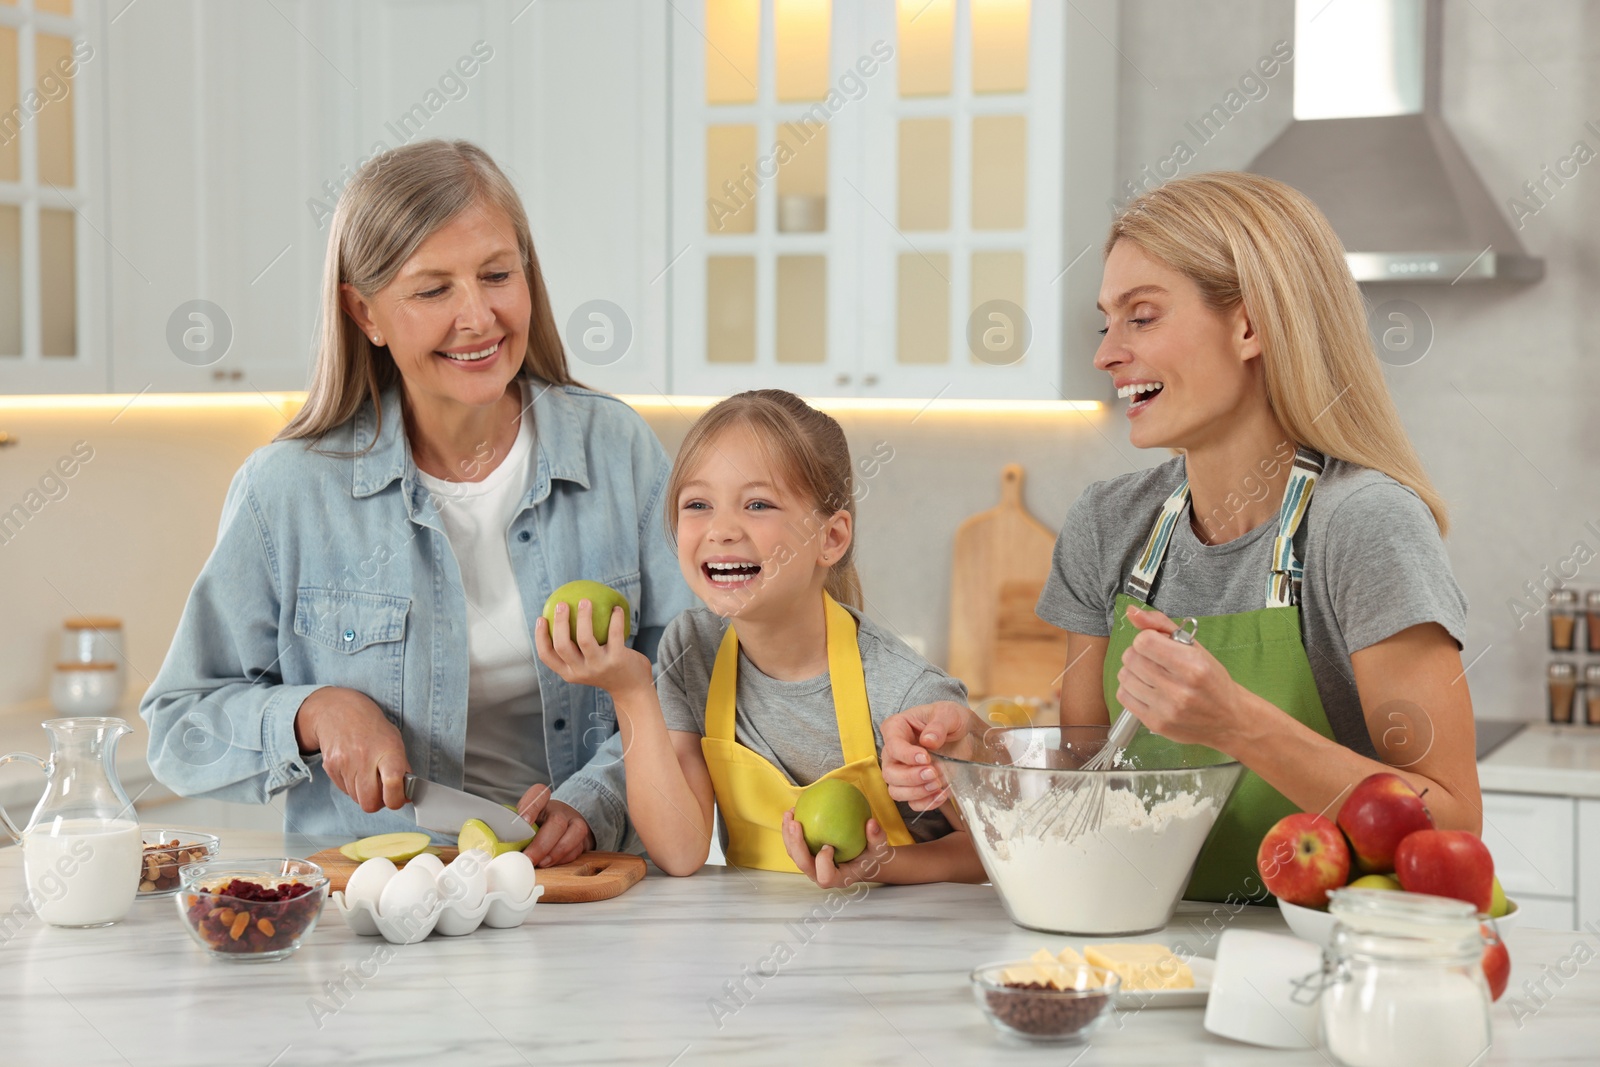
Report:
701,594,915,873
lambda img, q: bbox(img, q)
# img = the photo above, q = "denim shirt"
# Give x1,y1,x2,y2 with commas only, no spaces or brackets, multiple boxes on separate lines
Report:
139,375,696,850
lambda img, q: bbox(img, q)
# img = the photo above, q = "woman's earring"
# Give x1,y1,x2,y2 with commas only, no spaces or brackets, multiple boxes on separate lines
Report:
371,335,381,344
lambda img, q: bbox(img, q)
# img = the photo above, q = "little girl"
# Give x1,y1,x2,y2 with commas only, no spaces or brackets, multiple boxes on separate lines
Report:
534,390,983,885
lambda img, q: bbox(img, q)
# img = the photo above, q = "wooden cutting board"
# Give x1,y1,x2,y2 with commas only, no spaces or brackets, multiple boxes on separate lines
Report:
306,848,647,904
947,464,1067,703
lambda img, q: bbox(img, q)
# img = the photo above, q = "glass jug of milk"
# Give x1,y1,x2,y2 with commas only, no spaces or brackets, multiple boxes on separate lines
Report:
1,717,141,927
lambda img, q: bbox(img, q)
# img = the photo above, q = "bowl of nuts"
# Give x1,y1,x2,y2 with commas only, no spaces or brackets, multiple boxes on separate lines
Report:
970,961,1119,1043
176,858,327,962
138,830,220,896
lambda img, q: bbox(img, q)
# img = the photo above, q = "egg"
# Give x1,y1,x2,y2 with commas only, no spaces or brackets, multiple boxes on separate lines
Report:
377,862,439,920
404,852,445,879
486,850,537,902
438,849,490,910
344,857,397,910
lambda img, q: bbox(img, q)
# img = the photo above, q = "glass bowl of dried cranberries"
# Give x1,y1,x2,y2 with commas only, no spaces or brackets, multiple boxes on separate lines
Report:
176,858,327,962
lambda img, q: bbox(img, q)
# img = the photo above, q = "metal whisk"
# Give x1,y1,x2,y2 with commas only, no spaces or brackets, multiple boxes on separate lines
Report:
1014,617,1199,841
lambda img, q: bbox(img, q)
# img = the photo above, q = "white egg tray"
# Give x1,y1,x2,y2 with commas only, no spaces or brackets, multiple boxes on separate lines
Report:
332,885,544,943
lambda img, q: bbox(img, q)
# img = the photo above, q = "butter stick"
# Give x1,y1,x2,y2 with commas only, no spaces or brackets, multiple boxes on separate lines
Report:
1084,943,1194,991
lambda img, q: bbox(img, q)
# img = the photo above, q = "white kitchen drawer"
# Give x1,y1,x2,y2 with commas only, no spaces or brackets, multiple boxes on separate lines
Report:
1480,792,1574,898
1578,800,1600,929
1503,894,1575,931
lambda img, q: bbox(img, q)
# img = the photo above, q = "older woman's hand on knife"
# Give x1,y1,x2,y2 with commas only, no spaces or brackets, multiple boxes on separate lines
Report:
294,687,412,813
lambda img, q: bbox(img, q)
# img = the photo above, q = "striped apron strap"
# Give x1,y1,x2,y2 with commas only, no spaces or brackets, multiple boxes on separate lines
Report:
1266,446,1326,608
1122,480,1192,602
1121,447,1326,608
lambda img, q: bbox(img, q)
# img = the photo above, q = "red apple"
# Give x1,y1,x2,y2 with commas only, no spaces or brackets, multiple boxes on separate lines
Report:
1257,813,1351,908
1337,772,1434,874
1480,924,1510,1001
1394,830,1495,913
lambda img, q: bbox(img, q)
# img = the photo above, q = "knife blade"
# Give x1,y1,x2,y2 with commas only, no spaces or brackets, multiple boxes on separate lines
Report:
403,774,537,843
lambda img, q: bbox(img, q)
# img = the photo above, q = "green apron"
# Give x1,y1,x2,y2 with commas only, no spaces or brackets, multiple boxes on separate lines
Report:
1103,447,1337,904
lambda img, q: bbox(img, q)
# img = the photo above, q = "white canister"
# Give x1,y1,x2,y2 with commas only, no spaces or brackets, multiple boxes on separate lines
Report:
60,617,124,666
1318,887,1492,1067
58,617,126,704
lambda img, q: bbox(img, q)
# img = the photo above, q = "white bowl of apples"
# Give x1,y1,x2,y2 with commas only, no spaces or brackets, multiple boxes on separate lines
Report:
1261,772,1519,952
1280,893,1518,949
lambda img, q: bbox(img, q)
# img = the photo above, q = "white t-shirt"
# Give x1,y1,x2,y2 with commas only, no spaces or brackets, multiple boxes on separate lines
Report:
416,384,547,806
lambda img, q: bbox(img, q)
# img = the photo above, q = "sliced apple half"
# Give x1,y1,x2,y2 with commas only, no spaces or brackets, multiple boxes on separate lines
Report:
342,831,432,863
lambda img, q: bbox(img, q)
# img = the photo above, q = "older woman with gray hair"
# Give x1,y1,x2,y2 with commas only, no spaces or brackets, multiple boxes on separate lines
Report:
141,140,693,865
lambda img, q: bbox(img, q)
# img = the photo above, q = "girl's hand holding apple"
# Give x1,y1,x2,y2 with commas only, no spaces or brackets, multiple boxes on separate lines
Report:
781,809,888,890
534,599,654,702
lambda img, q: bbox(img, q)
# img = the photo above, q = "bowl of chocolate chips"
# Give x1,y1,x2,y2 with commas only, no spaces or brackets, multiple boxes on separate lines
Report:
971,948,1119,1043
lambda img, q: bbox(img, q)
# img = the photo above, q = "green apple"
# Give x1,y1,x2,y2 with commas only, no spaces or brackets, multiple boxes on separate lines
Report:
793,780,873,863
1348,873,1402,891
459,817,535,858
1490,876,1510,919
542,580,632,645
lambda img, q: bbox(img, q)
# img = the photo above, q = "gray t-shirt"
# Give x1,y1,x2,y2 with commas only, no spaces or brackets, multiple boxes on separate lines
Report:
1035,456,1468,758
657,605,967,842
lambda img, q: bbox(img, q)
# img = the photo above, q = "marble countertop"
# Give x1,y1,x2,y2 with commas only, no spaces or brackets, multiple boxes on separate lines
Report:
1,828,1594,1065
1479,724,1600,798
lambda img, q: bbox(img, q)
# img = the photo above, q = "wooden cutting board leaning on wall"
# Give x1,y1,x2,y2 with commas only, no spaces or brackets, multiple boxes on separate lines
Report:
947,464,1069,707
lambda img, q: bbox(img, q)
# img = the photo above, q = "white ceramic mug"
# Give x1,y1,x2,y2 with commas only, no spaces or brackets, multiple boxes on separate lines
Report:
1203,928,1324,1050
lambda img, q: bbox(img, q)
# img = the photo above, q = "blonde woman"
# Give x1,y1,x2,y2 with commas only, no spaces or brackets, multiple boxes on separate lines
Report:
882,172,1480,904
141,140,694,864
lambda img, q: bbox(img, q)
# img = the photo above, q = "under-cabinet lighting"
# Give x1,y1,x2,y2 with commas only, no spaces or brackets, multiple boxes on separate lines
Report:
0,393,304,412
0,392,1101,417
618,395,1103,415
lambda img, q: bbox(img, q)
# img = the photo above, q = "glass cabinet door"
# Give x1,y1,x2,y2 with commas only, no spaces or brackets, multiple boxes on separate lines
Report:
672,0,1064,400
674,0,866,396
0,0,107,393
858,0,1063,400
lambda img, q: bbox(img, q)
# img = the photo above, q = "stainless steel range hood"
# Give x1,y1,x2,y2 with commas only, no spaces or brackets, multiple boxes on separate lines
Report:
1249,0,1542,284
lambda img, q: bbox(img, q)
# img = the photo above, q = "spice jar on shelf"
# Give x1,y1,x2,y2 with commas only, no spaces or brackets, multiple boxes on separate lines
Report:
1549,662,1578,725
1586,664,1600,728
1549,589,1579,652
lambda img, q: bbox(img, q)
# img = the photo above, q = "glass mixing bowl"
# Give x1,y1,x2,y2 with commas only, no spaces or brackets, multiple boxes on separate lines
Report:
935,725,1244,936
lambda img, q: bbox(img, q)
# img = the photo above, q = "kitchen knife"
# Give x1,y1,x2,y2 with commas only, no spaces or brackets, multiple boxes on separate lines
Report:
403,774,537,842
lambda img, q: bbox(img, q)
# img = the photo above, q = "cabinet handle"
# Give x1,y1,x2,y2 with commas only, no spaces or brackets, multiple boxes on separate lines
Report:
835,373,851,386
863,374,879,386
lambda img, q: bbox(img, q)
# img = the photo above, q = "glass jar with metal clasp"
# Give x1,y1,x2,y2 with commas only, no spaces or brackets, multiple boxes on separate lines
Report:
1309,887,1493,1067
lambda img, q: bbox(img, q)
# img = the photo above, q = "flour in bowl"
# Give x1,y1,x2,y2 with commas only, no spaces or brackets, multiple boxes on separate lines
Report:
960,785,1220,935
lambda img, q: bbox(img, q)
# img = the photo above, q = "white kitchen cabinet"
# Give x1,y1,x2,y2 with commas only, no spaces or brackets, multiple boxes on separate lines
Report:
1480,791,1574,898
1481,790,1578,930
502,0,670,396
1578,799,1600,930
1510,894,1576,930
314,0,671,395
105,0,331,394
96,0,668,397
